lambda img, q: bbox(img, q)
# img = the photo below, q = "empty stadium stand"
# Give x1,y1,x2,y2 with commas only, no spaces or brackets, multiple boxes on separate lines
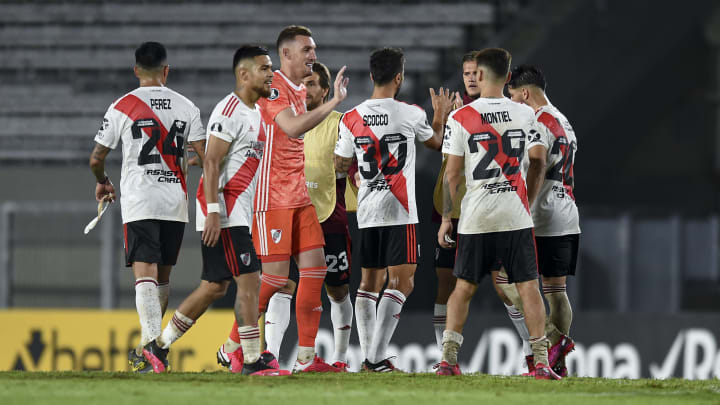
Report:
0,0,502,163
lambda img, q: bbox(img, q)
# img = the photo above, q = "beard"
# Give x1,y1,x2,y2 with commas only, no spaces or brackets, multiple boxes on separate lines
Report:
256,83,271,98
306,98,320,111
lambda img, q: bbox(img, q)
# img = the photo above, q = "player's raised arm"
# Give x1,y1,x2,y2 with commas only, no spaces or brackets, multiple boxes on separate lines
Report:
201,135,231,247
275,66,349,138
424,87,455,150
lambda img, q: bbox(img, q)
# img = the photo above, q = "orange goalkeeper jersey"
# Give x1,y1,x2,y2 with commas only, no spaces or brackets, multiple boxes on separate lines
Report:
255,70,312,211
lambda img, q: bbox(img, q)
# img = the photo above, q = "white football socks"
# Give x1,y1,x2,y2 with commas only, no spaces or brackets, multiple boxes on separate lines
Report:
238,325,261,364
355,290,379,360
158,282,170,316
134,277,162,347
367,289,405,364
330,294,353,364
223,338,241,353
158,311,194,349
297,346,315,364
264,292,292,358
442,330,464,365
504,303,533,356
433,304,447,352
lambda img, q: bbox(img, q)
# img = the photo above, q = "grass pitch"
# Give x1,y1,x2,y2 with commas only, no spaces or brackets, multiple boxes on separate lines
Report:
1,372,718,405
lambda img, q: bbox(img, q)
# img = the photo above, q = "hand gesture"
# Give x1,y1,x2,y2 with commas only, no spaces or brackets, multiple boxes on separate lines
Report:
333,65,350,103
437,219,456,249
95,178,116,202
202,213,221,247
429,87,454,119
452,91,463,110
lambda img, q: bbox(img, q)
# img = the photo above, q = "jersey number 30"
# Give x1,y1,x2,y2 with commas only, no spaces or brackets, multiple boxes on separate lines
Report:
356,133,407,179
131,118,187,166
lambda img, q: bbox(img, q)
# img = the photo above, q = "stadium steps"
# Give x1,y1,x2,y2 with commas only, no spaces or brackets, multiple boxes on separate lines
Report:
0,1,497,163
0,3,493,25
0,25,465,49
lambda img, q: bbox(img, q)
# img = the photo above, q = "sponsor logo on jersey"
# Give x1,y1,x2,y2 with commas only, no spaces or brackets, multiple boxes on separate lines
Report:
481,180,517,194
306,181,319,189
268,88,280,101
271,229,282,244
367,179,391,192
240,253,251,266
210,122,223,133
145,169,182,184
96,118,110,139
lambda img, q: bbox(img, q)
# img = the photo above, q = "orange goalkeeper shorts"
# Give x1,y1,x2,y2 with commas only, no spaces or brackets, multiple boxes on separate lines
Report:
252,204,325,260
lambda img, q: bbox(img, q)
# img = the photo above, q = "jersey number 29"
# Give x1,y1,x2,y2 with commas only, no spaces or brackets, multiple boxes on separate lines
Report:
467,129,525,180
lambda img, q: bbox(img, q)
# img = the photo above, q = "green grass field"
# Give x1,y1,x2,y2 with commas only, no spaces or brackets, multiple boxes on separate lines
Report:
1,372,718,405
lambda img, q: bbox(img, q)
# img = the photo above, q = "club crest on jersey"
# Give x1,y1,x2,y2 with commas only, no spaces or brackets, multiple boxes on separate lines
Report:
271,229,282,244
240,253,251,266
210,122,223,133
269,88,280,101
528,129,541,143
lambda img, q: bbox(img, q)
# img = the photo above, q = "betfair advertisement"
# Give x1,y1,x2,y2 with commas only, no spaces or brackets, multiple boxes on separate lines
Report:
4,310,720,378
1,310,232,372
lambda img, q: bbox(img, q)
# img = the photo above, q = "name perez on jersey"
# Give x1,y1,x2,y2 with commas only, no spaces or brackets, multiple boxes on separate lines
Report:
481,180,517,194
150,98,171,110
145,169,181,183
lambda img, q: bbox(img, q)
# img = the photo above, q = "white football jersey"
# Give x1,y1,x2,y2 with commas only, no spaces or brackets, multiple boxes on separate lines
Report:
531,103,580,236
443,97,548,234
336,98,433,228
94,86,205,224
196,94,265,231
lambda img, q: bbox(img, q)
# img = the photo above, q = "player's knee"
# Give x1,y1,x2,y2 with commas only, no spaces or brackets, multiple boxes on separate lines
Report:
235,287,258,305
279,279,297,295
201,281,229,300
387,275,414,296
326,284,349,302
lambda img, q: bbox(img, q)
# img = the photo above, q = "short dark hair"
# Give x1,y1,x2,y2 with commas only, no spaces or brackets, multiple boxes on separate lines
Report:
135,42,167,70
474,48,511,81
312,62,331,101
276,25,313,50
507,64,547,91
232,45,270,72
370,48,404,86
462,51,479,64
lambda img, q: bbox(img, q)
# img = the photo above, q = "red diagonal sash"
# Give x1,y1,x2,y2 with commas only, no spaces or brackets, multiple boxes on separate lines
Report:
454,107,529,214
114,94,187,194
343,109,409,213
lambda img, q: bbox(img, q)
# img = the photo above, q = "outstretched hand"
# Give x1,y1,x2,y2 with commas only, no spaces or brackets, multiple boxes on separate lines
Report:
333,65,350,103
429,87,454,119
452,91,463,110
